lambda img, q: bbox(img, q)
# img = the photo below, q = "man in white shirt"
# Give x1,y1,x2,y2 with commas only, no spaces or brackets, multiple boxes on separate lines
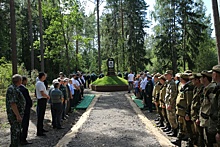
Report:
71,74,81,106
140,74,148,105
36,72,50,136
127,71,135,93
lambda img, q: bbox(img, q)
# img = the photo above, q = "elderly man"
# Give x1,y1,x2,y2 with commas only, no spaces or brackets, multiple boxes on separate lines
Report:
6,74,26,146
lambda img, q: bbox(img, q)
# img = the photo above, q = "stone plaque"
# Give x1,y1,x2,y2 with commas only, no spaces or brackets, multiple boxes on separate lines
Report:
107,58,115,76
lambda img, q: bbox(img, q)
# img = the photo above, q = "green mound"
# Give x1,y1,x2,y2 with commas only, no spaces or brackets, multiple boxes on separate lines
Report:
92,76,128,86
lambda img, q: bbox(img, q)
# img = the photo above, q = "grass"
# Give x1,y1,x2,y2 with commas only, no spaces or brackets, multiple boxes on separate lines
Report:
92,76,128,86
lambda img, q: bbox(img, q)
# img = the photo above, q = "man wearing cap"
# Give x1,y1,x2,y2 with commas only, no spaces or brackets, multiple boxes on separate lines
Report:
58,78,67,120
189,73,204,146
198,70,216,147
152,73,162,122
208,65,220,147
157,75,170,128
164,70,178,133
172,73,194,146
50,80,64,129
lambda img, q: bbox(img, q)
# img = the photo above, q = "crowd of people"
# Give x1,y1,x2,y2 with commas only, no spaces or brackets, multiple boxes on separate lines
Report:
5,71,88,146
5,65,220,147
126,65,220,147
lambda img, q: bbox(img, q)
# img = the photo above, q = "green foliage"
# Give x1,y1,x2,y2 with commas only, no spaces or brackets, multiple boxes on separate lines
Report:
92,76,128,86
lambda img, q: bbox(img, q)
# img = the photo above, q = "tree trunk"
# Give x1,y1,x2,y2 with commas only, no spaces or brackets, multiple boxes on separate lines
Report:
38,0,44,72
28,0,34,70
10,0,17,74
121,0,125,71
212,0,220,64
97,0,101,74
75,39,79,72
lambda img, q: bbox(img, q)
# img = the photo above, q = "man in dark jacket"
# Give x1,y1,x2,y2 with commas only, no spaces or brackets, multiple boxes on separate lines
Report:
19,76,33,145
145,75,154,113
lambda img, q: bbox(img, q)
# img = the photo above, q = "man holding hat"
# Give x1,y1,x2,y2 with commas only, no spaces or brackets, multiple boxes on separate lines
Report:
164,70,178,133
198,70,216,147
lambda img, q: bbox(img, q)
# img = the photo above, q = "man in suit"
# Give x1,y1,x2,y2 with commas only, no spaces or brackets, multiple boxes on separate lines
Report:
19,76,33,145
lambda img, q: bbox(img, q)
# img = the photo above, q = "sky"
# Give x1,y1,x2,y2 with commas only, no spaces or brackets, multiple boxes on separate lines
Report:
83,0,214,36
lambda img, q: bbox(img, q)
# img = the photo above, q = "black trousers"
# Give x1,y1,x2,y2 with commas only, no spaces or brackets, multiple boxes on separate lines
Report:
145,95,152,112
21,106,31,142
51,103,62,128
37,98,47,135
73,90,80,106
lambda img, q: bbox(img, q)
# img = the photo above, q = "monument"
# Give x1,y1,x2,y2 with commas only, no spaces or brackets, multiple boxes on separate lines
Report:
107,58,116,76
90,58,128,92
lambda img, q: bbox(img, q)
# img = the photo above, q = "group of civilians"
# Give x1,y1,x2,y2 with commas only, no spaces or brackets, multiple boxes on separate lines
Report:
5,71,86,146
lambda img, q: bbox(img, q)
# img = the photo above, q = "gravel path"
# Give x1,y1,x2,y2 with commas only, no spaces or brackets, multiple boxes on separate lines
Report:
67,92,160,147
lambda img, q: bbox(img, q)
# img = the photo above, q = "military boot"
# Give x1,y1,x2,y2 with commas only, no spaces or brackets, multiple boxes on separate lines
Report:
163,125,171,132
167,128,178,137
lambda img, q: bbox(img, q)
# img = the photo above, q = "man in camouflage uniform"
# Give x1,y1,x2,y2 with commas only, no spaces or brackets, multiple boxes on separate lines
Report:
6,74,26,147
172,73,194,146
152,73,163,124
189,73,204,146
164,70,178,134
199,70,216,147
208,65,220,147
158,75,170,129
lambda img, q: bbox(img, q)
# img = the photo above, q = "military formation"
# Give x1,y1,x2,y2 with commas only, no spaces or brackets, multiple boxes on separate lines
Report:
149,65,220,147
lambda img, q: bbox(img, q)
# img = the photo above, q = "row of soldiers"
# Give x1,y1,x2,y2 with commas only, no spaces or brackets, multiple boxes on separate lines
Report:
152,65,220,147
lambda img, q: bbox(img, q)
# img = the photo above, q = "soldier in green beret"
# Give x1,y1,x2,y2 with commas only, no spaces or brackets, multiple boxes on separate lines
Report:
198,70,216,147
189,73,204,146
209,65,220,147
6,74,26,147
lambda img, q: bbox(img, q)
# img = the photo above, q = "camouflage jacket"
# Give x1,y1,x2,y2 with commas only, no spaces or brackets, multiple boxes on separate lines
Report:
190,84,204,121
6,84,26,123
153,81,162,102
159,83,167,107
209,83,220,134
199,82,216,127
165,79,177,108
176,81,194,117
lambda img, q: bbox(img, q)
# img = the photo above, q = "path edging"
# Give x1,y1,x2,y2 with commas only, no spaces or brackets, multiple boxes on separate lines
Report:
55,94,101,147
125,94,174,147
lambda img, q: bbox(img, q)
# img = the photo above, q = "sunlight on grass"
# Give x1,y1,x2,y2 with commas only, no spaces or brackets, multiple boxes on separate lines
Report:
92,76,128,86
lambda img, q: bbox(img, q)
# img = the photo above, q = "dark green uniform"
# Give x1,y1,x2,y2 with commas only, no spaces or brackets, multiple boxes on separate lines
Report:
191,84,204,146
6,84,25,147
208,83,220,146
199,82,216,146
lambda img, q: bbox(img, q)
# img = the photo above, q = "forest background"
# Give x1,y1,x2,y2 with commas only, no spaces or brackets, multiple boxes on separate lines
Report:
0,0,218,92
